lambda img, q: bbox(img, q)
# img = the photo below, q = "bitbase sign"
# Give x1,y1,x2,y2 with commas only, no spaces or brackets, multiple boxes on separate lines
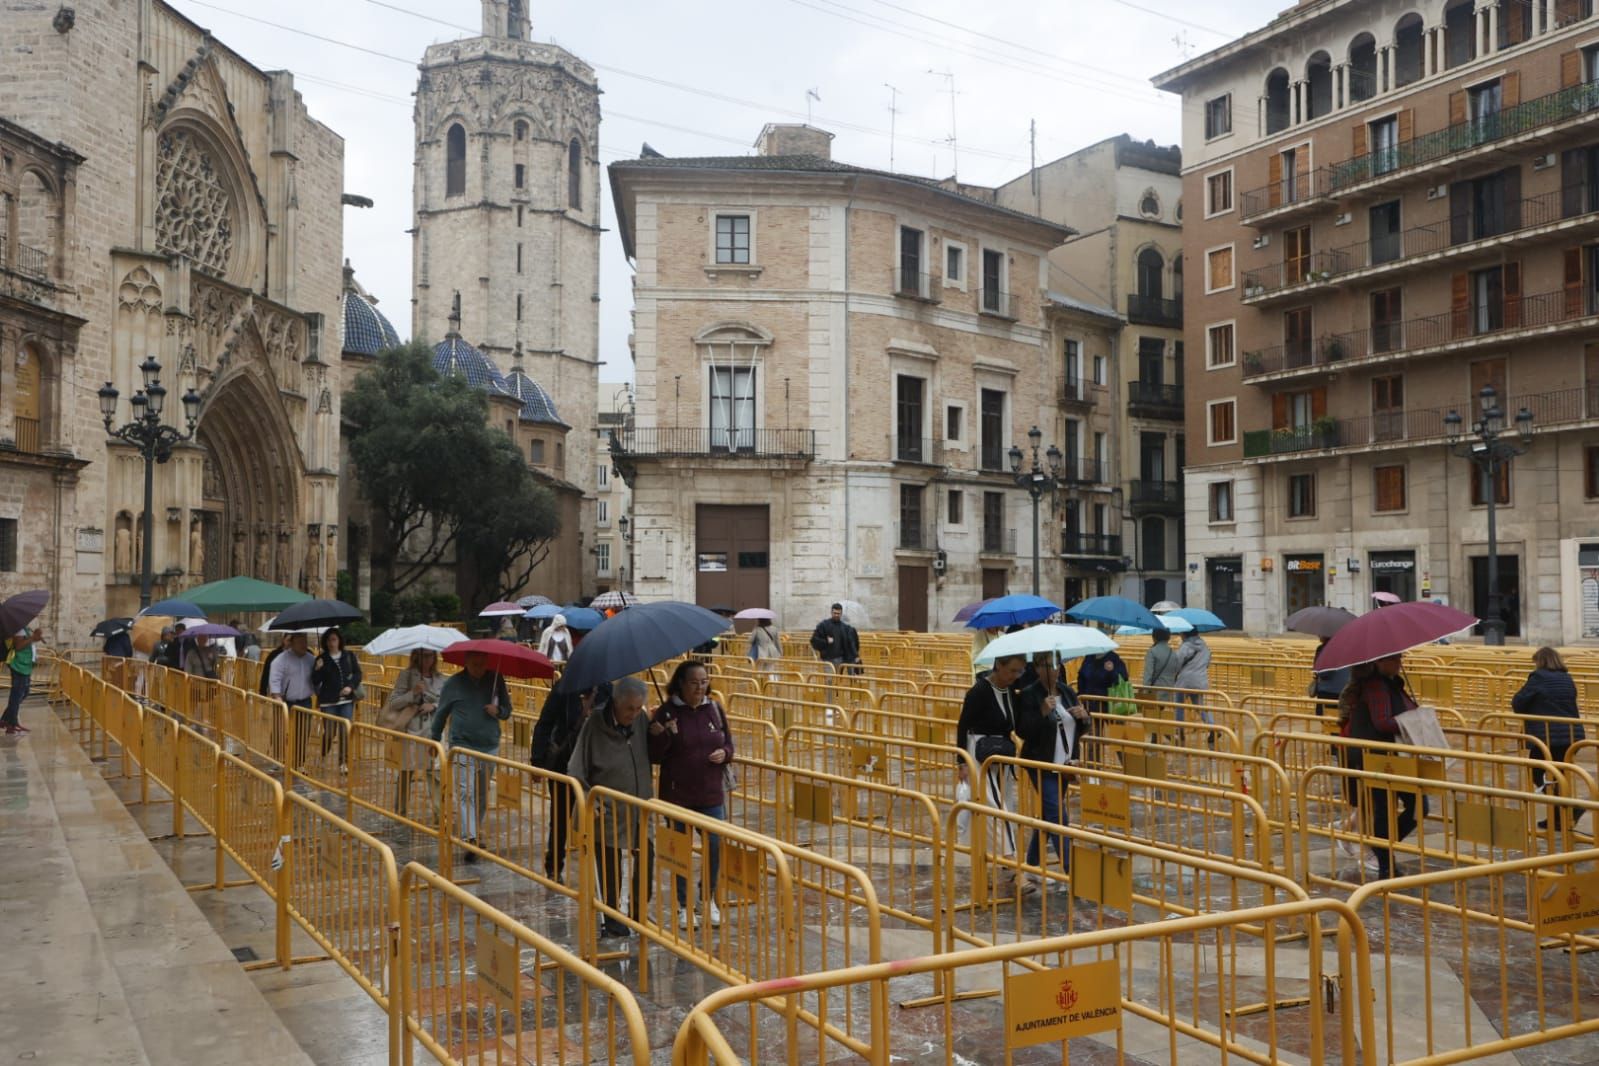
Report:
1004,958,1121,1048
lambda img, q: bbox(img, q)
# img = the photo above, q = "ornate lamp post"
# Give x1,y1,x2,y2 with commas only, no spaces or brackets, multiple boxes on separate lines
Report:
98,357,202,610
1443,385,1532,646
1008,425,1063,597
617,513,634,594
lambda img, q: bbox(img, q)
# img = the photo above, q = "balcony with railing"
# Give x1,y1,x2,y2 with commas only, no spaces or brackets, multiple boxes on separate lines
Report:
1059,375,1100,408
981,524,1018,555
1240,189,1599,306
1058,457,1109,485
1127,380,1183,420
1239,165,1338,224
1128,479,1183,515
888,434,944,466
980,287,1018,320
1241,383,1599,459
609,427,817,460
893,268,940,302
10,417,41,454
1241,287,1599,381
1126,292,1183,328
1061,532,1123,558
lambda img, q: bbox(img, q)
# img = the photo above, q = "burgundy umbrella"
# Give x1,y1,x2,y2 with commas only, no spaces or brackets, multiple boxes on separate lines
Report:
1315,601,1479,671
0,589,48,636
952,598,996,624
442,638,555,679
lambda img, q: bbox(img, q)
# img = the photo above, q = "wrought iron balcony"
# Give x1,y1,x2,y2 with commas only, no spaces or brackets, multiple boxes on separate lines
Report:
893,268,940,302
981,525,1017,555
1058,457,1109,485
1128,479,1182,515
1127,381,1183,420
1061,532,1122,557
888,434,943,466
608,427,816,460
1126,293,1182,328
1059,376,1099,408
1238,165,1337,224
980,287,1018,319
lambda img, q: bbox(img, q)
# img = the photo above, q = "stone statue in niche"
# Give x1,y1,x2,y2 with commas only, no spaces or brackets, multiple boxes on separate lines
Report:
254,526,272,578
277,529,294,586
189,518,204,575
231,526,247,576
305,534,323,594
114,514,134,575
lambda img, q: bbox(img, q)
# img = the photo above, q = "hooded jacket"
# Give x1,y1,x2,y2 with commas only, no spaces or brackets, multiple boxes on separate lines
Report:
1511,668,1586,751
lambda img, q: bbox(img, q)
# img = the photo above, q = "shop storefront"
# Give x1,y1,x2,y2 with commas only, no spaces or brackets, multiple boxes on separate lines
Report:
1368,550,1416,604
1284,554,1325,616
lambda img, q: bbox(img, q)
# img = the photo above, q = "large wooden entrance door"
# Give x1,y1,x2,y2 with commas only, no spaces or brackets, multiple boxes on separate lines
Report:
898,565,929,631
695,505,770,610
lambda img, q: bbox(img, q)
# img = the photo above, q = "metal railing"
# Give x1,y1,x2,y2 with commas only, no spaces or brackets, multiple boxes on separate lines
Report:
886,434,942,465
891,267,938,301
1061,531,1122,556
1126,380,1183,418
1058,455,1108,483
609,427,816,459
1241,286,1599,378
979,286,1017,318
13,416,40,453
1238,164,1338,220
898,516,927,550
1331,79,1599,192
980,523,1016,555
1058,375,1099,406
15,242,48,280
1125,292,1182,327
1128,478,1182,510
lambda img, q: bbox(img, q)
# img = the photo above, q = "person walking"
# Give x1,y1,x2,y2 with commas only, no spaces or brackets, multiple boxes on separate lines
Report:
746,618,782,663
268,632,317,766
1013,652,1091,891
648,660,734,927
102,627,134,660
1172,631,1215,729
1076,649,1128,709
150,625,176,667
1346,654,1423,879
183,634,221,679
532,681,612,882
378,648,445,817
809,603,860,669
312,629,363,774
538,614,574,662
1512,646,1586,827
1311,637,1351,716
1141,629,1179,693
567,678,655,939
156,623,186,669
2,626,42,735
429,651,512,860
259,633,291,696
956,653,1029,871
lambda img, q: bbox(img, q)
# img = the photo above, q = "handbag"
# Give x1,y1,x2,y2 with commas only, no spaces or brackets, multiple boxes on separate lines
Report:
974,734,1016,763
714,700,739,791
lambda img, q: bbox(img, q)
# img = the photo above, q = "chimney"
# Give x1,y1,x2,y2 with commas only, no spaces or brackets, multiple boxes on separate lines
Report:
755,123,834,159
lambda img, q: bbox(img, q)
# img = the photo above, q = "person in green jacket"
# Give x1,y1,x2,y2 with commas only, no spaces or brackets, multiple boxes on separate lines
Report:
3,626,41,735
429,652,511,858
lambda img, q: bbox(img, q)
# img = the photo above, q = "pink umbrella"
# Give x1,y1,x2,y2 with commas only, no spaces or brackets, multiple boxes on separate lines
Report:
733,607,776,621
1371,591,1401,605
1316,601,1479,671
478,601,526,617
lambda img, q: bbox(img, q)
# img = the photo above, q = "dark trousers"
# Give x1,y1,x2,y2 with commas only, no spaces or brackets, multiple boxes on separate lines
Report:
1533,743,1574,826
2,669,29,727
320,701,353,765
594,811,651,918
288,700,314,765
1366,783,1423,878
546,778,575,879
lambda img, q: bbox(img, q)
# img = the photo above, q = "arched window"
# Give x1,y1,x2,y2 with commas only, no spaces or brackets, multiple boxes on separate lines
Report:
1265,68,1291,134
1349,33,1378,102
1305,51,1332,120
1444,0,1476,69
1136,248,1164,300
514,120,528,141
13,343,43,452
446,124,466,198
1172,255,1183,300
567,138,582,209
1394,16,1425,87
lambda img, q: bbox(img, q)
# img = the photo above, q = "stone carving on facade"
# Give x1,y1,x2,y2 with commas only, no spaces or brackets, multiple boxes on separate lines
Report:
322,525,337,597
117,267,163,314
133,517,144,575
276,528,294,585
254,525,271,578
189,518,204,574
231,525,247,576
114,514,134,575
155,126,236,278
304,530,322,594
201,454,223,499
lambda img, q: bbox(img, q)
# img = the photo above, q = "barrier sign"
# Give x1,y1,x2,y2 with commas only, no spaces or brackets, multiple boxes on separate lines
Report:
1537,871,1599,936
1080,782,1131,828
1121,751,1166,781
1070,844,1131,910
659,827,694,880
794,781,835,825
1003,958,1121,1048
476,929,520,1009
721,841,763,903
495,768,522,809
1454,798,1525,850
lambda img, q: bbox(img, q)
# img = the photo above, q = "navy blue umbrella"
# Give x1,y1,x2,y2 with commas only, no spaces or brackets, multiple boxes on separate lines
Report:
964,594,1062,630
268,598,363,631
555,601,731,693
141,598,206,619
1066,595,1161,631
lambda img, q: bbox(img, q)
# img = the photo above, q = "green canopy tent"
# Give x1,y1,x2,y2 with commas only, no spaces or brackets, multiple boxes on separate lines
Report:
180,576,312,613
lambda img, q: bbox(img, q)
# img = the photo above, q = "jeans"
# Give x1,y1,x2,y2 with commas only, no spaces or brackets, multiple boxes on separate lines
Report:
1173,690,1214,725
670,803,725,905
2,669,29,727
1366,783,1424,878
451,749,492,841
1023,769,1069,870
321,700,354,764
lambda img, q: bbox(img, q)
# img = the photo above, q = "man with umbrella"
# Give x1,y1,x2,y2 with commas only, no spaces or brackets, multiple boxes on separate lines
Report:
3,625,43,736
809,603,860,670
430,650,512,859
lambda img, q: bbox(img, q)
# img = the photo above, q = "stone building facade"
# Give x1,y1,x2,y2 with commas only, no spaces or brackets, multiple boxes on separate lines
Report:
1157,0,1599,642
996,135,1189,608
594,404,634,592
609,124,1072,630
0,1,343,638
411,0,600,596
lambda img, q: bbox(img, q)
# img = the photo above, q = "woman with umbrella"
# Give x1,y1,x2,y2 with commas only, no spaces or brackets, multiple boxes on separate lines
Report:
1014,651,1091,893
430,648,515,857
1345,654,1424,879
648,659,734,927
312,629,363,774
2,589,47,735
378,648,445,817
736,609,781,663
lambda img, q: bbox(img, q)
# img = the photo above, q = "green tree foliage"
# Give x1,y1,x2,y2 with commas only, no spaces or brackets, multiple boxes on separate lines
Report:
344,342,560,606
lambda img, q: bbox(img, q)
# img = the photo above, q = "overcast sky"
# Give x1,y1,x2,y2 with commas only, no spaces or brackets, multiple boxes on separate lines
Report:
175,0,1284,392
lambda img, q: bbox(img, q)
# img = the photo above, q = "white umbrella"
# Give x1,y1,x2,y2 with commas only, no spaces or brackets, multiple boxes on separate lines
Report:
1113,616,1194,637
362,625,470,656
1150,600,1183,614
973,624,1116,665
734,607,776,621
836,599,872,628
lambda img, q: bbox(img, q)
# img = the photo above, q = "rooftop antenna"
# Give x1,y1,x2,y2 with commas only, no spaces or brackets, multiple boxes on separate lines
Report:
1030,118,1040,216
806,87,821,125
884,83,901,172
1172,31,1195,59
927,70,958,180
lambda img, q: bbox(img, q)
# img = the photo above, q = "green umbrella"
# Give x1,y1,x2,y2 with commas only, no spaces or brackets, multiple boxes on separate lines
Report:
180,575,313,613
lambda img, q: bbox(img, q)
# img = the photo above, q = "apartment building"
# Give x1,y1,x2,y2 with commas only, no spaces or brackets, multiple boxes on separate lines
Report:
593,406,633,592
607,124,1073,630
1157,0,1599,641
996,135,1188,607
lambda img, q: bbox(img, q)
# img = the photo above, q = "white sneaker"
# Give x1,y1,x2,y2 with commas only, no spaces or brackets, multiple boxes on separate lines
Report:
676,906,690,930
1332,822,1356,857
708,901,722,927
1361,854,1381,875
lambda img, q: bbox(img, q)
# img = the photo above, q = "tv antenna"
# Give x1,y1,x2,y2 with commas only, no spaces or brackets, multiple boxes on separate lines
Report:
884,83,901,172
927,70,958,180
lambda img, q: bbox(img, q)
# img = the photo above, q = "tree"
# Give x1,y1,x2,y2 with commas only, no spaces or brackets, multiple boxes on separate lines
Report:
344,342,560,605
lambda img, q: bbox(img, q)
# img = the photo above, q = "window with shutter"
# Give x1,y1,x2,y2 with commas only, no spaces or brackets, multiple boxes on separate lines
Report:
1284,306,1313,367
1372,288,1403,352
1287,473,1317,518
1207,323,1236,368
1206,246,1234,292
1373,374,1405,441
1470,357,1508,402
1566,247,1586,317
1208,400,1236,444
1374,465,1407,512
1284,227,1311,284
1587,446,1599,499
1503,262,1522,328
1470,460,1511,506
1470,266,1505,334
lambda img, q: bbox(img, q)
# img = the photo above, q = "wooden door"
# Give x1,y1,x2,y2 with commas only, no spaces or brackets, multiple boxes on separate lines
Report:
694,505,770,612
897,565,929,632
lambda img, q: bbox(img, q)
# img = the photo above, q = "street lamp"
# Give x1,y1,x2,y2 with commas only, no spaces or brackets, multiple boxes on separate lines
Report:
99,357,202,611
617,513,634,594
1008,425,1063,597
1443,384,1532,646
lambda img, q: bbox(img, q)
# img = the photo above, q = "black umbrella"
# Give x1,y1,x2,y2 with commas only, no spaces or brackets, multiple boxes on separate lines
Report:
91,617,135,637
268,598,363,631
142,598,206,619
1285,605,1359,639
0,589,49,636
555,601,731,694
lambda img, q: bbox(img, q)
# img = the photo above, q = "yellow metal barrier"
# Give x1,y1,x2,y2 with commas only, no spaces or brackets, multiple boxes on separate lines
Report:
780,723,978,819
673,898,1375,1066
398,862,650,1065
725,713,782,764
848,706,958,746
1082,701,1245,754
727,691,849,732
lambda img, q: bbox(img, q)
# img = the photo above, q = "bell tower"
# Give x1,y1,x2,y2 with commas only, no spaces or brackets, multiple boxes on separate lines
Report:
412,7,601,591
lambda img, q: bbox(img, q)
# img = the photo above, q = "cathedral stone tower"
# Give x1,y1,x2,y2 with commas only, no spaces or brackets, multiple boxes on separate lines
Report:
412,0,600,592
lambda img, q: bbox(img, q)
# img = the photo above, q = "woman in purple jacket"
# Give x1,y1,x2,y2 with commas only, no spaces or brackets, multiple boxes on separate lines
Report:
648,659,735,926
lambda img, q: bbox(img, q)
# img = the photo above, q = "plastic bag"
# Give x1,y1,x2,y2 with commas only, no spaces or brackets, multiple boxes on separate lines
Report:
955,779,972,839
1108,678,1137,716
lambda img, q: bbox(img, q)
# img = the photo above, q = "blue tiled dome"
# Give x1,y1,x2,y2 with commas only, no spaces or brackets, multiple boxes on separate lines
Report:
339,265,402,356
433,335,511,395
503,365,568,426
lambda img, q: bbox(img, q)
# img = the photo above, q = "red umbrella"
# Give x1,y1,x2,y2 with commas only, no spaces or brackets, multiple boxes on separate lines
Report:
442,639,555,679
1315,601,1479,671
478,601,526,617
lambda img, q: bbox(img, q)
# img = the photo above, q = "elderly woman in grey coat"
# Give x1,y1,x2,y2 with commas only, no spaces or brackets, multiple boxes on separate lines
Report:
378,648,445,816
567,677,655,938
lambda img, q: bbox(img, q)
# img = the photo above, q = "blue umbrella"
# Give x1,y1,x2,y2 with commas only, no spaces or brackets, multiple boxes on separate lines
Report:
1066,596,1160,631
141,598,207,619
555,601,731,693
964,594,1062,630
1166,607,1228,633
1114,616,1194,637
563,607,606,631
525,603,563,620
